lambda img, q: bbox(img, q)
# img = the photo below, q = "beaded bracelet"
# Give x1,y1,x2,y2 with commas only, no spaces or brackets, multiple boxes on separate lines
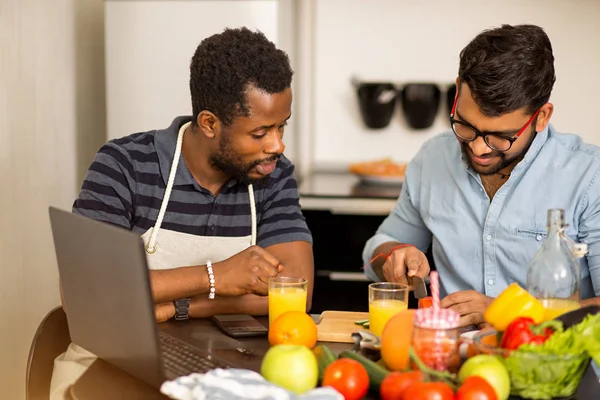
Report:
206,260,215,299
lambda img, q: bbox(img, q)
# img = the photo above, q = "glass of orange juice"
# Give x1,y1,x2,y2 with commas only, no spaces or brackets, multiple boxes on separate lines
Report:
268,276,308,325
368,282,409,336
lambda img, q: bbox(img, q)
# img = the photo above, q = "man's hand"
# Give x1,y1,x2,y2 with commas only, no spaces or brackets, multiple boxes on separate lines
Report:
440,290,494,328
155,302,176,323
382,246,431,287
213,245,283,297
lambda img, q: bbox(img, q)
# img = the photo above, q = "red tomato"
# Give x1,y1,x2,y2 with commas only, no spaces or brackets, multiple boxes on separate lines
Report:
402,381,454,400
322,359,369,400
456,376,497,400
380,371,423,400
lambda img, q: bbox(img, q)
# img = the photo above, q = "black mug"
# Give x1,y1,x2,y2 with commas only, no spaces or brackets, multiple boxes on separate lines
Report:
355,82,397,129
399,83,441,130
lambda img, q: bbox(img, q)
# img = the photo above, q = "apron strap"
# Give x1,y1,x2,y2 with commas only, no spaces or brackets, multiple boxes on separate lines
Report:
249,184,256,246
146,122,186,253
146,122,258,253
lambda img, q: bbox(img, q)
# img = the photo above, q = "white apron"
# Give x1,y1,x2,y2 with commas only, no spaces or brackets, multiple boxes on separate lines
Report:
50,121,257,399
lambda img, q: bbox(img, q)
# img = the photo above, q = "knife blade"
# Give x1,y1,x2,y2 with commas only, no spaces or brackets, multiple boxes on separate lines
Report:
408,275,428,299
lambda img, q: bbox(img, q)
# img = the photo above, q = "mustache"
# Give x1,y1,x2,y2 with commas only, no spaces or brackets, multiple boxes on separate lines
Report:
246,155,280,170
461,143,502,159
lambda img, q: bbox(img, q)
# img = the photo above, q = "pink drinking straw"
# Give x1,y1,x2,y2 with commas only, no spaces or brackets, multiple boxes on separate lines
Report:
430,271,440,310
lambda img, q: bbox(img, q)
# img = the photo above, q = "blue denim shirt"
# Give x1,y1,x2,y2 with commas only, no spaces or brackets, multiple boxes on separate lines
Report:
363,125,600,300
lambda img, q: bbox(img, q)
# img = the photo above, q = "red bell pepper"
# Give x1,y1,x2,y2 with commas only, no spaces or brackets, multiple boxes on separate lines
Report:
500,317,563,350
418,296,433,309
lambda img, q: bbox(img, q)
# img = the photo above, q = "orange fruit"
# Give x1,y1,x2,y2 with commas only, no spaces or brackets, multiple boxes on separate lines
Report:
268,310,318,348
465,342,480,359
380,309,415,371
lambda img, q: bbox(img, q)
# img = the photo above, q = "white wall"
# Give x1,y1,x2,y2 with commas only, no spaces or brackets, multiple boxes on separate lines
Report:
104,1,279,137
104,0,306,162
310,0,600,167
0,0,106,398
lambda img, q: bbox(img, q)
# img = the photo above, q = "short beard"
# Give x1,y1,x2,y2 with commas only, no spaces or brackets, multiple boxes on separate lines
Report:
209,133,278,186
461,129,537,176
461,144,513,175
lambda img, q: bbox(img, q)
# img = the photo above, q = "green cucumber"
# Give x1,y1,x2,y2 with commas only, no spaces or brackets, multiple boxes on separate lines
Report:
339,349,390,391
313,344,337,383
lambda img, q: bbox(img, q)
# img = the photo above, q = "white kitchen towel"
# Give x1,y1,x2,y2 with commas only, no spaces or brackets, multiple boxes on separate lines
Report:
160,368,343,400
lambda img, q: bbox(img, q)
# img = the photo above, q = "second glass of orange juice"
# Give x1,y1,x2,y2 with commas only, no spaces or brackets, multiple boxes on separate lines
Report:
369,282,409,336
268,276,308,325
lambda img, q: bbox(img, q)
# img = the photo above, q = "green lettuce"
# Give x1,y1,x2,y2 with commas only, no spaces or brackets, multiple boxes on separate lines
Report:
503,313,600,399
571,313,600,366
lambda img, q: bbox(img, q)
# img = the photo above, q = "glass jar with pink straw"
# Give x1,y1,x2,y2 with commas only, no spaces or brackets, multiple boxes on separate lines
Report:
411,271,461,372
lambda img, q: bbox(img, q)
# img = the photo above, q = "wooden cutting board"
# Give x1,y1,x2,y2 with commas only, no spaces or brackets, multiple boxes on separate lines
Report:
317,311,369,343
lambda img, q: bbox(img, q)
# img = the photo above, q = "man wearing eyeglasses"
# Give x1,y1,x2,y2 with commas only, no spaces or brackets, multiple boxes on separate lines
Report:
362,24,600,328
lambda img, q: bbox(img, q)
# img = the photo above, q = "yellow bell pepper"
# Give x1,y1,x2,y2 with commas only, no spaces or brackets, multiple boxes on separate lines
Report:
484,283,545,331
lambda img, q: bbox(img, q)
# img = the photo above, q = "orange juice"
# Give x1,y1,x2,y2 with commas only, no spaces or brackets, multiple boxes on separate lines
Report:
268,287,307,325
369,299,408,336
541,298,580,320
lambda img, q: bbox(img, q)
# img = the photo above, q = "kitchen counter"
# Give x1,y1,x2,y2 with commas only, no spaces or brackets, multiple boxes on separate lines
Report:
298,172,400,216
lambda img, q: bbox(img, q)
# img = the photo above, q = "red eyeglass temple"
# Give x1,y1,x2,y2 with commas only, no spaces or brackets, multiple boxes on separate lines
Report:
450,91,459,118
450,91,541,137
517,108,541,137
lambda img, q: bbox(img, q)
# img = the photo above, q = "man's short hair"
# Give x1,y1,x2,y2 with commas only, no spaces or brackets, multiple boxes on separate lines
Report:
190,27,293,126
458,24,555,116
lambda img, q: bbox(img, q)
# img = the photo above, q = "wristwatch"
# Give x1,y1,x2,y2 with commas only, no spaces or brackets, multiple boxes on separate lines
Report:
173,298,192,321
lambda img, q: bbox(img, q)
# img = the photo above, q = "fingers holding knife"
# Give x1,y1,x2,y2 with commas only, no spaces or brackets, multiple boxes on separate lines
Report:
382,246,431,292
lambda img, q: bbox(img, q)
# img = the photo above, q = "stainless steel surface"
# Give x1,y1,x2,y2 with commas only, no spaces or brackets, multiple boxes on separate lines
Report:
299,171,401,199
298,172,399,214
328,272,370,282
351,330,381,351
300,197,397,215
409,276,428,299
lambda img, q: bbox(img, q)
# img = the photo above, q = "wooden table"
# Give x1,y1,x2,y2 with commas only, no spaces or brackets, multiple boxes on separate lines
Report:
69,315,600,400
69,316,353,400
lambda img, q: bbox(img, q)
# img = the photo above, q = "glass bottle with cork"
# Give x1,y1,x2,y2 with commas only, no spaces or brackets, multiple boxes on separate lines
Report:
526,208,585,320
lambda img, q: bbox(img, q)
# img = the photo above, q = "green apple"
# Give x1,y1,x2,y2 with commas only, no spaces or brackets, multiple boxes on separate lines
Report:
260,344,319,394
459,354,511,400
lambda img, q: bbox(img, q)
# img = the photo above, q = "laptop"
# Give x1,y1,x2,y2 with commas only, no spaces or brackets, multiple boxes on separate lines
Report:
48,206,230,388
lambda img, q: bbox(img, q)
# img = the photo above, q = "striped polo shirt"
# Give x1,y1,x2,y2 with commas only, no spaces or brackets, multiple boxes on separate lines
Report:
73,116,312,248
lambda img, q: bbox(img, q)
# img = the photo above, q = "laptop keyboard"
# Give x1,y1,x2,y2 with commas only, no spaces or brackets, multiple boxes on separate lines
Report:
158,331,230,377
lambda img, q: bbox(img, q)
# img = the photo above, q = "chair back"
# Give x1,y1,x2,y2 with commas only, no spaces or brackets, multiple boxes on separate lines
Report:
26,306,71,400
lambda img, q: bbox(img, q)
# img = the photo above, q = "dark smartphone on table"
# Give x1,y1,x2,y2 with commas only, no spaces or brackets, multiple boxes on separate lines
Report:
210,314,269,338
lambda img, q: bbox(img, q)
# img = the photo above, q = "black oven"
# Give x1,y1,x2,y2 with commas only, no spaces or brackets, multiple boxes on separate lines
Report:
304,210,387,313
299,172,425,314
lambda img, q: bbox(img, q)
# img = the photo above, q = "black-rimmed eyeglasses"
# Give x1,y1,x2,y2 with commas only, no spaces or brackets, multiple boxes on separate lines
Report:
449,92,540,152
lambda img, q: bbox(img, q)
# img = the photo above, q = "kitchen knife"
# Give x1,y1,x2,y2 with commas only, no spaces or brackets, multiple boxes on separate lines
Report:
408,275,428,299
